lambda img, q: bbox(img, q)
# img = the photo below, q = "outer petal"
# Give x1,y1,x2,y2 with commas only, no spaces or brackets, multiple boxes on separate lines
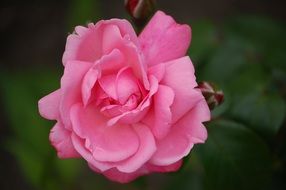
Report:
183,99,210,143
104,19,139,48
91,166,148,184
62,19,138,65
60,60,93,128
116,123,156,173
38,89,61,120
49,121,80,158
70,103,140,162
89,160,181,183
146,160,183,172
102,24,123,54
150,130,193,166
139,11,191,66
71,133,115,171
62,24,103,65
161,56,202,123
150,99,210,166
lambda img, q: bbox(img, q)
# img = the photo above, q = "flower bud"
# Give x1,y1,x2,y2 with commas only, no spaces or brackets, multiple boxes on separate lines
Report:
125,0,156,31
197,81,224,110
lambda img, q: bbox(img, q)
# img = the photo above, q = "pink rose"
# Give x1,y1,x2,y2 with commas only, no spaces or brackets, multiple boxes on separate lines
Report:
38,11,210,183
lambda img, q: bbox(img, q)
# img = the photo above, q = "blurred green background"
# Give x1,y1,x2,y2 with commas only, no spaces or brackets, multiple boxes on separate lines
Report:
1,0,286,189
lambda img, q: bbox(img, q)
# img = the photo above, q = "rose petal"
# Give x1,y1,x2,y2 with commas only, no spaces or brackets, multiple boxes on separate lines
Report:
150,100,210,166
150,131,193,166
116,67,140,104
146,160,182,172
116,123,156,173
99,49,125,75
49,121,80,158
148,63,165,82
100,104,123,117
107,75,158,126
81,49,130,106
106,19,139,48
38,89,61,120
60,60,93,128
117,37,149,89
181,99,210,143
88,158,182,183
143,85,175,140
74,25,89,36
71,133,114,171
81,67,100,106
90,165,148,184
62,18,139,64
161,56,202,123
98,74,118,100
101,21,149,89
139,11,191,66
62,24,103,65
70,103,140,162
102,24,123,54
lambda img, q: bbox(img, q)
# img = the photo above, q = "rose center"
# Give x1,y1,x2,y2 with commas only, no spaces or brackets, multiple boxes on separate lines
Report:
95,67,147,118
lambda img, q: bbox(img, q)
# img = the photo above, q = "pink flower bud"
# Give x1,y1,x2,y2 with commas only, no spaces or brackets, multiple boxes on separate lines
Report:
197,82,224,110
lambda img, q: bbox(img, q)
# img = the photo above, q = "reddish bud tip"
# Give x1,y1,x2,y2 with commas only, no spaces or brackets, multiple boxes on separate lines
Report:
125,0,139,16
197,81,224,110
125,0,155,18
125,0,156,31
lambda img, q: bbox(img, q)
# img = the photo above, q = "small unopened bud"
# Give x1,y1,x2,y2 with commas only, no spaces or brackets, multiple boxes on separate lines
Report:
125,0,156,31
197,82,224,110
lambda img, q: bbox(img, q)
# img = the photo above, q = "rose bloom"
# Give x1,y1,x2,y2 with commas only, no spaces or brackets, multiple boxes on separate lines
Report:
38,11,210,183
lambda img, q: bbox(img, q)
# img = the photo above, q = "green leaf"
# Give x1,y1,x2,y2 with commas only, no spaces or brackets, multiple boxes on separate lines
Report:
226,63,286,138
230,90,286,138
199,120,272,190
